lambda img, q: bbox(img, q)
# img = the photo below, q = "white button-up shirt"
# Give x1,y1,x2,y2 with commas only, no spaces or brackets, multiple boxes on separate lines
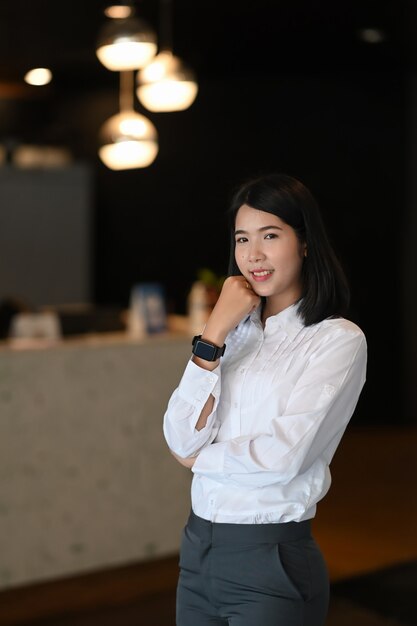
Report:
163,302,367,524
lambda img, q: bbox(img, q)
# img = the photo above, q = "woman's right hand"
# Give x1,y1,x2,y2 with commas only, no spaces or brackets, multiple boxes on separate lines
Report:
201,276,260,347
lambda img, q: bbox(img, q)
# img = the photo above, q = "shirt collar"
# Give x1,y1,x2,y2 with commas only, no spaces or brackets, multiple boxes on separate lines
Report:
246,300,305,340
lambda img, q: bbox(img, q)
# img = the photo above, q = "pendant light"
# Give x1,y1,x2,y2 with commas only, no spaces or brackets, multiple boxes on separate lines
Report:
96,2,157,71
24,68,53,86
98,71,158,170
136,0,198,112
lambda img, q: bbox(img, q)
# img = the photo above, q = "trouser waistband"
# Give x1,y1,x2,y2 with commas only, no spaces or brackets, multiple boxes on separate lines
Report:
187,509,312,545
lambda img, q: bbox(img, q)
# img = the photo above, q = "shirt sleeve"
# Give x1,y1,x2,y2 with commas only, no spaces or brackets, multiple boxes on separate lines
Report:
162,358,222,457
192,328,367,487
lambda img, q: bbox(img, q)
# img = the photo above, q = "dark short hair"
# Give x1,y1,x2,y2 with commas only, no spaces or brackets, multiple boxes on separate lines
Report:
227,173,350,326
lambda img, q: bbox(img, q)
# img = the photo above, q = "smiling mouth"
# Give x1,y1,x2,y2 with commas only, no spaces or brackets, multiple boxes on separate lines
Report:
251,270,274,283
251,270,273,277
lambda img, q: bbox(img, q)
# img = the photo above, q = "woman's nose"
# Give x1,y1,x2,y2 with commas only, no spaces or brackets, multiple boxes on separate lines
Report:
248,245,264,262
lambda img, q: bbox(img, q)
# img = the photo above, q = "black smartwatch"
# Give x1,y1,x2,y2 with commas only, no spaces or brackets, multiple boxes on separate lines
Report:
192,335,226,361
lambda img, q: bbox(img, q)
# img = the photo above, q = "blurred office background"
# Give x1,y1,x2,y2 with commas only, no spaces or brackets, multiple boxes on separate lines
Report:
0,1,416,625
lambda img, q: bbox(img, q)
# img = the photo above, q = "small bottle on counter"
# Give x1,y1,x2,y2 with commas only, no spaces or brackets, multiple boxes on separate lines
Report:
127,286,147,339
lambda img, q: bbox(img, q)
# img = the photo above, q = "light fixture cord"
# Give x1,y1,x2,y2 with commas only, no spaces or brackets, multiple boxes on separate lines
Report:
159,0,173,52
119,70,134,112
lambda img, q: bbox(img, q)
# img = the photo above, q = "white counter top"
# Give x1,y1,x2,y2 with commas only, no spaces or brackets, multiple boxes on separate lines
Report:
0,331,193,590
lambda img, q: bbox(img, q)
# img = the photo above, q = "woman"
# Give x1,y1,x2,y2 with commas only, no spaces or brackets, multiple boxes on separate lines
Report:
163,173,367,626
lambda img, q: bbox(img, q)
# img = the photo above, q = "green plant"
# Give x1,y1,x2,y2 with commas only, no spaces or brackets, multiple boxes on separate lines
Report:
196,268,226,292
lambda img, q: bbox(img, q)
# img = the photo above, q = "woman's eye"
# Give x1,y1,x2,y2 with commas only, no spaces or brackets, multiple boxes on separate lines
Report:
235,237,248,244
265,233,278,239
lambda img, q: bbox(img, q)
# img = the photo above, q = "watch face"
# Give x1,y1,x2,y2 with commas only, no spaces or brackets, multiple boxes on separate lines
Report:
194,340,217,361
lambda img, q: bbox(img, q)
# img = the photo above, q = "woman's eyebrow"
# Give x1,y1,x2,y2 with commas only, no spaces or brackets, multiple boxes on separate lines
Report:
234,225,283,235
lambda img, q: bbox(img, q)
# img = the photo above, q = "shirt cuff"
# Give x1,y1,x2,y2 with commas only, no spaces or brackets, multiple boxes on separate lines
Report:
178,359,220,405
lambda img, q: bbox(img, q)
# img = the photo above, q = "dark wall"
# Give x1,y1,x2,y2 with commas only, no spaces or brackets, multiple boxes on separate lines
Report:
80,70,407,426
404,72,417,424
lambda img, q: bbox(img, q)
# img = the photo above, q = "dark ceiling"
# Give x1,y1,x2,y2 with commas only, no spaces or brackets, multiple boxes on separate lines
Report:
0,0,412,156
0,0,411,86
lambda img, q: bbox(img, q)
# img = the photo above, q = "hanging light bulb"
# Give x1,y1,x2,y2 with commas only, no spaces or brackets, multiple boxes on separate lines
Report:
136,0,198,112
137,49,198,112
98,111,158,169
98,71,158,170
24,67,53,86
104,2,134,19
96,5,157,71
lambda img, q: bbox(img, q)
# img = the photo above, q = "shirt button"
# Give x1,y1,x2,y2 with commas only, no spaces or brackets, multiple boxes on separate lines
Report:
240,368,245,374
234,402,238,408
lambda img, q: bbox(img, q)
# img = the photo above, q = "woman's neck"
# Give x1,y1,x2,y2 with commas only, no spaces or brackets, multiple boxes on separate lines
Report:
261,293,301,326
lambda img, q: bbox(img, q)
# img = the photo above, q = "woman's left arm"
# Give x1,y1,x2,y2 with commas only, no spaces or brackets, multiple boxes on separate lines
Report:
191,329,367,487
171,450,197,468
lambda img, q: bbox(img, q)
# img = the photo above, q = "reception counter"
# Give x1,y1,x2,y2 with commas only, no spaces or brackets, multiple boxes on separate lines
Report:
0,332,193,590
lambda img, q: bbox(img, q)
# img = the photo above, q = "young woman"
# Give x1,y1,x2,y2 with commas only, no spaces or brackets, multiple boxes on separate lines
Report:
163,173,367,626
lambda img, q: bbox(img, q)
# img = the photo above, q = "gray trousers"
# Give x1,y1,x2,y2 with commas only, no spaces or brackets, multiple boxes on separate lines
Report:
176,510,329,626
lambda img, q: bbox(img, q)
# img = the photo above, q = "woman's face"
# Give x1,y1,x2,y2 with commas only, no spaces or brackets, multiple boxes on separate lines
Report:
234,204,306,313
